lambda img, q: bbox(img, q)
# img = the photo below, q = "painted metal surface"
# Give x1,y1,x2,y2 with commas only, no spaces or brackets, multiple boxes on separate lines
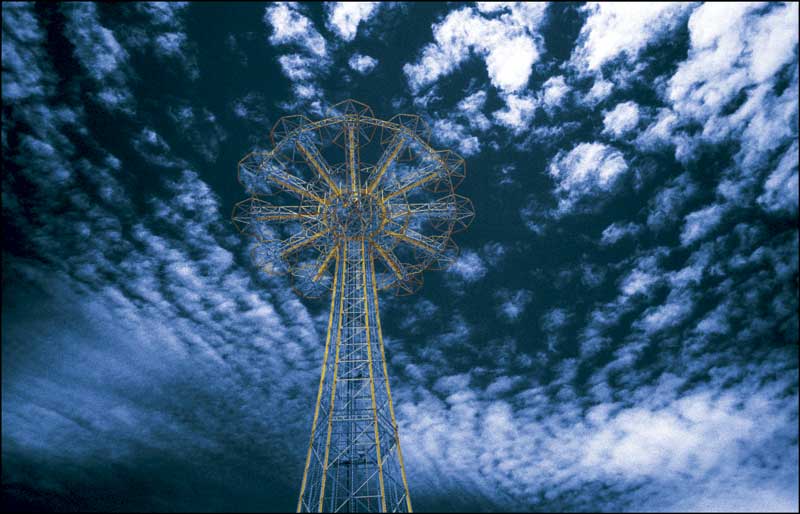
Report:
233,100,473,512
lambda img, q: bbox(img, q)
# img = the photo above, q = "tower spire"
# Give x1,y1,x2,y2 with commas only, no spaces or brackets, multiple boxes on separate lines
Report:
233,100,473,512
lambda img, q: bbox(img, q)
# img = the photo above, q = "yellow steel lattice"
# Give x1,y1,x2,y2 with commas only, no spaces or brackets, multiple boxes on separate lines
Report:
232,100,474,513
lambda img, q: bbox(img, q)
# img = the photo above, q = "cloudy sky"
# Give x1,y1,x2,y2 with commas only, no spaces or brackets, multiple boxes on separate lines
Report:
2,2,798,512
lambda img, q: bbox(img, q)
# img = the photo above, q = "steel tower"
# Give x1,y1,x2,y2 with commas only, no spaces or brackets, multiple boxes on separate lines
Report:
232,100,473,512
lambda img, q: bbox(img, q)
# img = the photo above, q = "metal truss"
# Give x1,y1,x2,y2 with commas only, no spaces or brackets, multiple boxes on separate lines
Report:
232,100,473,512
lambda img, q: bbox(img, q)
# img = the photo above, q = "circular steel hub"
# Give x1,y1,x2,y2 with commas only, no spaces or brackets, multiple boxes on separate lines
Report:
326,191,386,239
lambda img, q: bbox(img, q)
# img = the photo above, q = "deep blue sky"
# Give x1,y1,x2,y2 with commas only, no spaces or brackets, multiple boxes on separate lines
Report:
2,2,798,512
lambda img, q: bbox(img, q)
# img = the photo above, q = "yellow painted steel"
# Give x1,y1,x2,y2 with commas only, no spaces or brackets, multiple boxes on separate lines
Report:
366,138,405,195
347,125,358,194
297,253,340,512
384,230,438,254
369,253,413,513
281,230,327,257
296,141,341,195
312,244,339,282
256,213,313,221
235,100,474,512
317,244,347,512
270,175,326,204
373,243,405,282
383,172,437,201
361,238,387,512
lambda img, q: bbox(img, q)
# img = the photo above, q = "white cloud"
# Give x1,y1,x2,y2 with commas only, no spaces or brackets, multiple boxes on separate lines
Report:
165,103,227,163
348,52,377,74
292,83,320,100
620,268,658,298
654,2,799,199
135,2,189,26
582,390,754,476
428,91,491,157
433,373,471,396
62,3,133,111
668,3,797,123
135,3,196,78
401,354,797,511
758,142,799,214
636,108,680,151
585,78,613,105
577,249,670,359
432,118,481,157
482,241,508,267
132,128,187,168
0,18,333,487
278,53,315,80
458,90,486,113
230,92,270,125
669,248,709,289
2,3,52,101
602,101,640,137
496,163,517,186
3,162,328,501
447,249,487,283
458,91,492,131
571,2,696,72
540,75,569,112
695,302,731,336
154,32,186,56
326,2,379,41
673,483,799,513
600,221,641,245
403,4,547,94
63,3,127,80
647,172,698,230
680,204,726,246
541,308,570,335
4,3,798,511
264,3,332,113
485,35,538,93
548,142,629,214
495,289,533,321
637,288,694,334
492,93,537,134
264,2,327,57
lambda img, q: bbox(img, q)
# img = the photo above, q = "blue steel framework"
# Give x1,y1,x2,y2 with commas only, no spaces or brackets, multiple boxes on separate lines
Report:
232,100,473,512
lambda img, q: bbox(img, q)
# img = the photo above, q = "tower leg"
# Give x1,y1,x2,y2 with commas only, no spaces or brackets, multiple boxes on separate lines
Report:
297,242,412,513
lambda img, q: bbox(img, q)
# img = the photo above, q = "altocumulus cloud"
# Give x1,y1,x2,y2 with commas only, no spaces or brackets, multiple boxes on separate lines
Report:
325,2,379,42
348,53,377,75
548,142,629,215
2,2,798,513
403,3,547,94
3,3,326,510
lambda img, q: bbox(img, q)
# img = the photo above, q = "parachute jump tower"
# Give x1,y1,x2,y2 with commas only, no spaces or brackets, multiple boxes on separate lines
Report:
233,100,473,512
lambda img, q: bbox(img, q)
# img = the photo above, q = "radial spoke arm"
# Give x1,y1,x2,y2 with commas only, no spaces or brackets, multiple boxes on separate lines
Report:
232,199,256,229
385,197,473,231
245,152,327,203
385,201,453,219
233,200,321,240
268,166,327,204
295,139,340,195
382,161,442,200
312,244,339,282
372,242,406,281
252,204,320,223
366,136,405,194
385,229,443,255
280,229,329,257
345,124,359,192
232,198,316,231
